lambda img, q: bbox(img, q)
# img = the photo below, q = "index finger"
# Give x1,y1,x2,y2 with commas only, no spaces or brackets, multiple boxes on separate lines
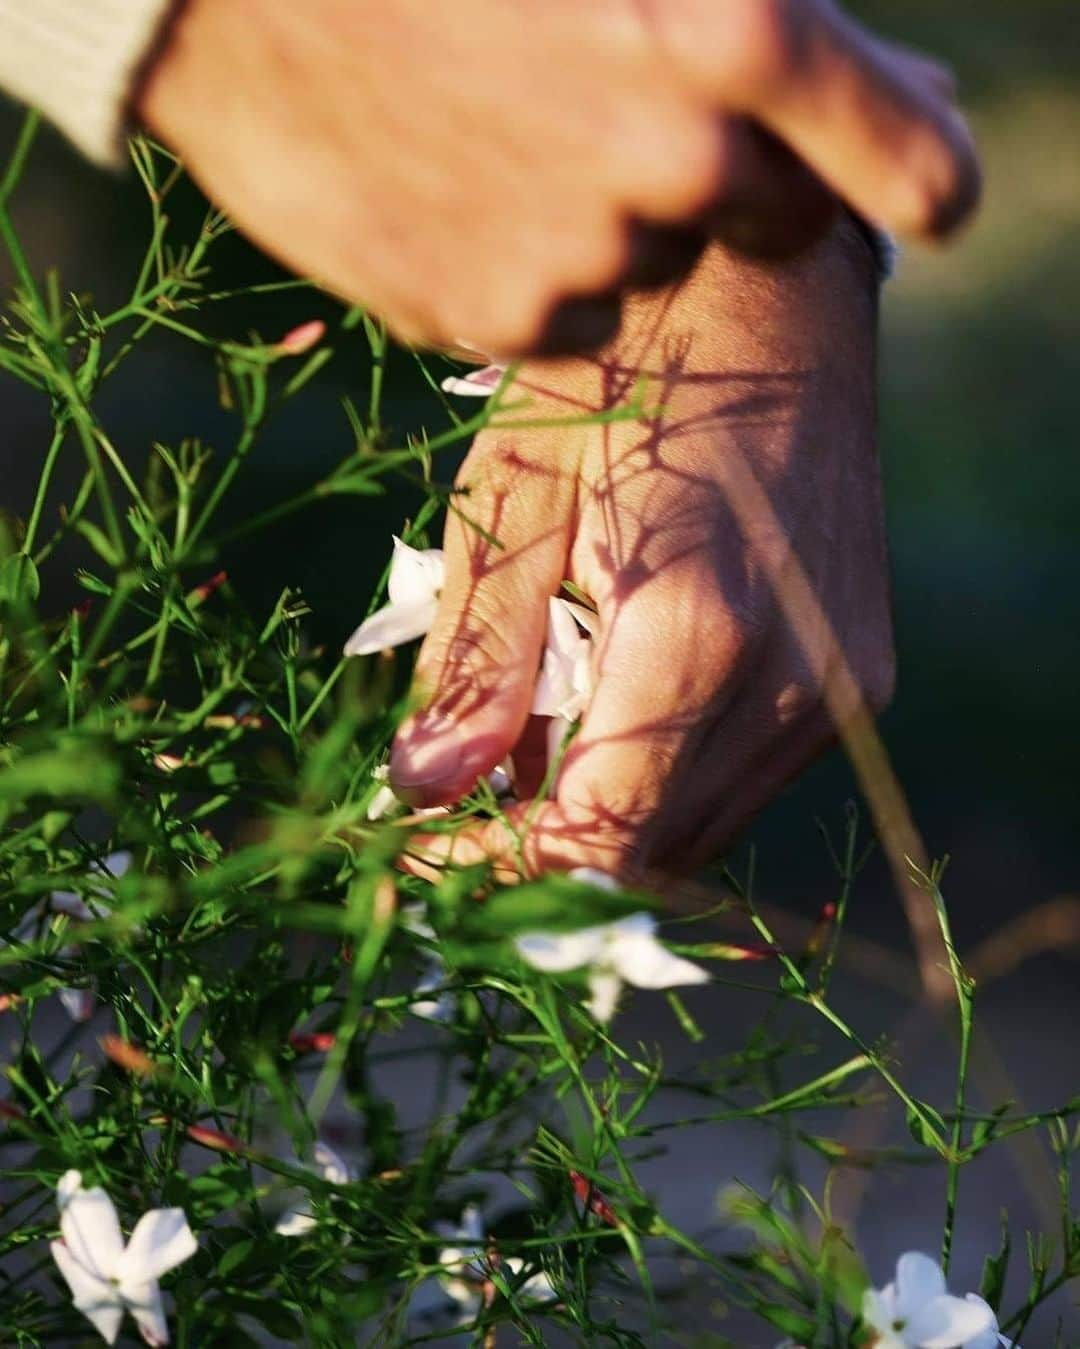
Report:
649,0,981,238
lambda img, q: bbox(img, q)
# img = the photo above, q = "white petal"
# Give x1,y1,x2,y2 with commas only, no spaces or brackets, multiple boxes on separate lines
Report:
586,969,622,1023
861,1288,905,1346
103,851,132,878
515,927,607,973
907,1293,996,1348
366,781,401,821
61,1184,125,1281
458,1205,485,1245
504,1257,557,1303
441,364,507,397
344,597,439,656
411,961,455,1023
569,868,619,891
274,1199,318,1238
570,642,595,701
547,597,587,661
121,1209,197,1283
124,1279,170,1346
58,986,96,1022
10,902,42,942
555,686,589,722
559,600,599,639
487,760,515,798
960,1295,1003,1349
314,1141,352,1185
57,1170,84,1210
609,919,710,990
400,904,436,942
52,1240,124,1345
51,891,96,921
386,537,445,608
532,643,575,717
892,1252,948,1321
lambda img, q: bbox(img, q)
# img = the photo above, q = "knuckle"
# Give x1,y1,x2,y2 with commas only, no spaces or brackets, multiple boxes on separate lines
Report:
658,116,730,219
554,217,632,295
899,138,982,238
423,601,523,691
718,0,801,96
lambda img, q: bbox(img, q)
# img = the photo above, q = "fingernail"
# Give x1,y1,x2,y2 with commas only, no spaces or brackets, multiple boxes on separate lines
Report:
389,714,466,791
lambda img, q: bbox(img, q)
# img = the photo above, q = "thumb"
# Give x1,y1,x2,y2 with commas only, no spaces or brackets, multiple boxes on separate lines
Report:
389,429,576,806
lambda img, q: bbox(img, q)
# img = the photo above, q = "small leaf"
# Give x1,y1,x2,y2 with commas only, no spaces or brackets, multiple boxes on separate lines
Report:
979,1212,1011,1310
218,1236,257,1279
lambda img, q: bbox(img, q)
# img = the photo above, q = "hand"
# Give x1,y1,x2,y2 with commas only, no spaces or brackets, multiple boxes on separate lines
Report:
389,215,894,879
137,0,978,355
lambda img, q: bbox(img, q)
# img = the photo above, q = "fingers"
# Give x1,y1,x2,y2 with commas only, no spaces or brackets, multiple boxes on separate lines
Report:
645,0,981,240
389,425,578,806
402,560,752,881
694,118,839,258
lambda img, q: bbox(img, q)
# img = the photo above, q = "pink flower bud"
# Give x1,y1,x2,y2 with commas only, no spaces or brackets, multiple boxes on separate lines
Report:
185,1122,243,1153
188,570,227,606
569,1169,619,1227
277,320,326,356
99,1035,156,1077
288,1031,336,1055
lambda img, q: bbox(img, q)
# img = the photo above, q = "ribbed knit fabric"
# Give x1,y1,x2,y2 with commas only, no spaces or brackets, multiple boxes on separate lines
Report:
0,0,176,166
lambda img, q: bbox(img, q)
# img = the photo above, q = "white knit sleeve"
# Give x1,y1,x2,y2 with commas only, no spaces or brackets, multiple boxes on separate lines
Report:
0,0,177,167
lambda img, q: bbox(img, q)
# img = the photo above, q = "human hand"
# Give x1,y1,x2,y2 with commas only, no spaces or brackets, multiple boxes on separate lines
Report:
388,215,894,879
137,0,978,355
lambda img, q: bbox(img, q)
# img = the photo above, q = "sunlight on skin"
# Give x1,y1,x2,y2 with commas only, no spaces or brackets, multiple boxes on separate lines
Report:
393,216,900,895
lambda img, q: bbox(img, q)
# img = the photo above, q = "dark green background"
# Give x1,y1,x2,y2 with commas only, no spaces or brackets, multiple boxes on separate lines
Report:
0,3,1077,1341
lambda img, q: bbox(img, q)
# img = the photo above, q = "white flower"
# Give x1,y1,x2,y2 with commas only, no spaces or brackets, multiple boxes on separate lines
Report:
515,906,708,1024
531,597,597,764
367,763,405,822
960,1296,1018,1349
862,1253,996,1348
344,537,445,657
441,362,509,398
402,905,455,1023
438,1206,556,1321
532,598,596,723
11,852,131,1023
50,1170,197,1346
274,1142,353,1238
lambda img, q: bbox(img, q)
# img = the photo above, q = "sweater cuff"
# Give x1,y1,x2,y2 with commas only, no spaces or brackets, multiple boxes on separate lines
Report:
0,0,177,167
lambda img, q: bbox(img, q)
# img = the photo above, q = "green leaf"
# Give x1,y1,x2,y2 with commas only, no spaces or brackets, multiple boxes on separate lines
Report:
217,1236,257,1279
905,1100,947,1149
0,743,120,805
979,1212,1011,1310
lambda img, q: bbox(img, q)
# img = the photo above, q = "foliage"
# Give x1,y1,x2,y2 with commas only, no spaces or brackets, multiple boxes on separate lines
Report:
0,115,1077,1346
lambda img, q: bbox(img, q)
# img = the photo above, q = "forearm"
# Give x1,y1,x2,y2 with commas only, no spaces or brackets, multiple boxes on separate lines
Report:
0,0,176,165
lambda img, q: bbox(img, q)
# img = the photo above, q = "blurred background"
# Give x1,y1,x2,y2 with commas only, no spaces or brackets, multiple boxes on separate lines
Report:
0,1,1076,1341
